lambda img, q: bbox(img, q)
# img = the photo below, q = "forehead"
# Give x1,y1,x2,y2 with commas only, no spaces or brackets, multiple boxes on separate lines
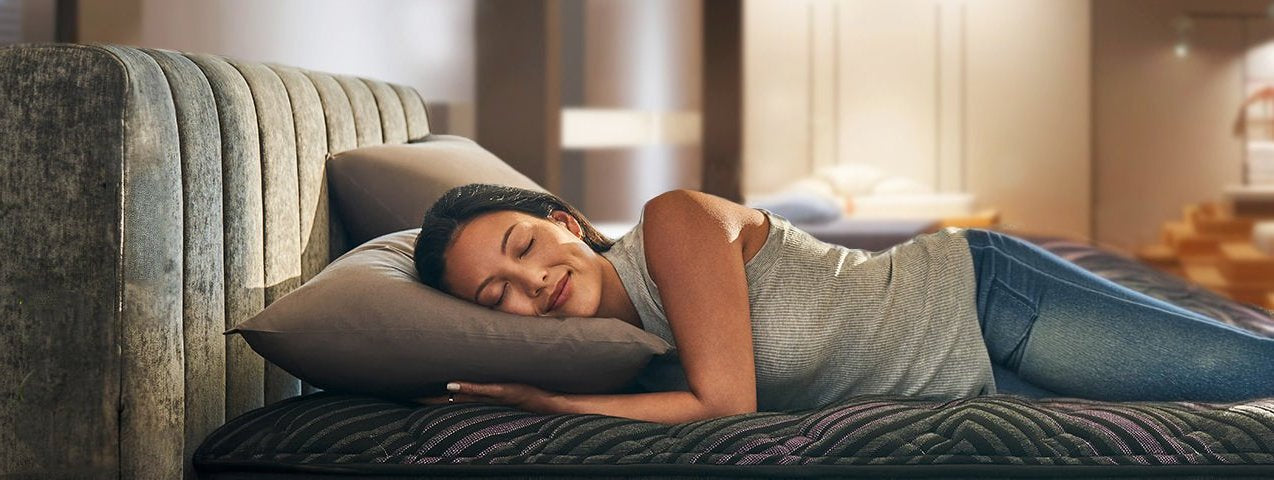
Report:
454,210,541,244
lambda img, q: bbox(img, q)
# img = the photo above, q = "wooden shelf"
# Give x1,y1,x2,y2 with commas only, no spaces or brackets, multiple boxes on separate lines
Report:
1218,242,1274,283
1184,264,1274,305
1139,201,1274,309
1186,204,1254,236
1136,243,1177,264
939,209,1000,229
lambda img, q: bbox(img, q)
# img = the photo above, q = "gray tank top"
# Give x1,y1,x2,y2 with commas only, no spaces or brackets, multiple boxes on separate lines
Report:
601,210,995,411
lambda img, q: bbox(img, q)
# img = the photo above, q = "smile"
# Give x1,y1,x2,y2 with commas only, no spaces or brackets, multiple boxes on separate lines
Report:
548,272,571,313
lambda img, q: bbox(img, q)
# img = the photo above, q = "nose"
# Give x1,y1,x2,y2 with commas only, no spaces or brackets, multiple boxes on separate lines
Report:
520,269,551,298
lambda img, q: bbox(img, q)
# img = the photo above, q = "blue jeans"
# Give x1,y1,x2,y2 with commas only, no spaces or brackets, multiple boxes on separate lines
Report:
965,229,1274,402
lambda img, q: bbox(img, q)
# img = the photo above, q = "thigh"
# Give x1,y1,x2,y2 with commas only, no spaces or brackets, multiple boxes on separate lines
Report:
966,229,1258,334
1016,277,1274,401
968,229,1171,307
967,229,1274,402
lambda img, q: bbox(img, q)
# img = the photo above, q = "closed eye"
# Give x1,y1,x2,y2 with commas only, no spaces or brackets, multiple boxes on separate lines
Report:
520,238,534,258
492,282,509,308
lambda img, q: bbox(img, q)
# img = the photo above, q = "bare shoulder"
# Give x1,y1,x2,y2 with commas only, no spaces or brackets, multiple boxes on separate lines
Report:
641,190,770,264
636,189,762,416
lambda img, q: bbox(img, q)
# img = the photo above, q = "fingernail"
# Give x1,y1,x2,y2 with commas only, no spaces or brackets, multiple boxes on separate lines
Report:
446,382,461,392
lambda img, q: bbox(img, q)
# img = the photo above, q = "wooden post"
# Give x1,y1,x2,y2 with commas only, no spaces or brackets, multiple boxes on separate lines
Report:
701,0,743,202
476,0,562,192
56,0,77,42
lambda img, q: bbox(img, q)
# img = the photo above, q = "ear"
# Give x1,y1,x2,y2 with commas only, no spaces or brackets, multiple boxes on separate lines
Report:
548,210,583,238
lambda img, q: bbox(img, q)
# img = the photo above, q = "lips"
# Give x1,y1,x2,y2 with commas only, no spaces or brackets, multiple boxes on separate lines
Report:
546,272,571,314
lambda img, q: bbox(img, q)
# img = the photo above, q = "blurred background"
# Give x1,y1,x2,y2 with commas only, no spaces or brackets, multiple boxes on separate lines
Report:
5,0,1274,307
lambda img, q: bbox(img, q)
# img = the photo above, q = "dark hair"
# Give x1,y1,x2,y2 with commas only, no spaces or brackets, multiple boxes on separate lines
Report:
413,183,614,292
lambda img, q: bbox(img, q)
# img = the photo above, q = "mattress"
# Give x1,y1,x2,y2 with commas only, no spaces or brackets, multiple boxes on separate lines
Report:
194,238,1274,479
195,393,1274,478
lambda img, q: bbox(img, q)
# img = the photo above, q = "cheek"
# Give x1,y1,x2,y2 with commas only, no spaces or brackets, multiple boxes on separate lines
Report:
582,268,604,306
511,292,542,316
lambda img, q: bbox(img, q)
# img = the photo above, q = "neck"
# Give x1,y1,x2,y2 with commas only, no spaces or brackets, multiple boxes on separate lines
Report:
598,256,641,329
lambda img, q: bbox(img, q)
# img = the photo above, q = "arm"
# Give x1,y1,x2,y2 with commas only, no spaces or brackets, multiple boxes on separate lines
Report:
427,382,735,424
635,189,763,417
551,390,729,424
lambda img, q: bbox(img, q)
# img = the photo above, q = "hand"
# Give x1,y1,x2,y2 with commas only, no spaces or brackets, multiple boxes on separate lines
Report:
415,381,561,414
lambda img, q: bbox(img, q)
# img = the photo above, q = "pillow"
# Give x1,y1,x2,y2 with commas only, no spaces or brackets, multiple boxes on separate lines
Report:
327,134,546,245
783,176,839,202
746,190,843,224
814,163,886,197
871,176,932,195
226,229,673,399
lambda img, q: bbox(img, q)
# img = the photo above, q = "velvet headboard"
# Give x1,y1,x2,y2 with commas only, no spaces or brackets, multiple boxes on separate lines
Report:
0,43,429,479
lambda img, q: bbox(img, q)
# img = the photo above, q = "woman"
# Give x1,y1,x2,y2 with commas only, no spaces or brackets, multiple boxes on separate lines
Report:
414,183,1274,424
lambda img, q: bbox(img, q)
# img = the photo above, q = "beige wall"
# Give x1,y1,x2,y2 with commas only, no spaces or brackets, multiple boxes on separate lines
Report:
836,1,940,190
965,0,1091,239
1093,0,1270,252
743,0,1091,239
743,0,813,192
78,0,476,136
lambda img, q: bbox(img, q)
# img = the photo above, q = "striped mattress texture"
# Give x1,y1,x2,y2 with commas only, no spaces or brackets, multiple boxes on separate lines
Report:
195,236,1274,477
194,393,1274,474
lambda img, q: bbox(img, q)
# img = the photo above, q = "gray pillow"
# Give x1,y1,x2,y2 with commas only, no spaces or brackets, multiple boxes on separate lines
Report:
327,134,546,245
226,229,672,399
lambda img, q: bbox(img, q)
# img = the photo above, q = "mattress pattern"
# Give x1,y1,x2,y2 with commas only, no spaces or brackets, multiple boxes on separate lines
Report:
195,393,1274,470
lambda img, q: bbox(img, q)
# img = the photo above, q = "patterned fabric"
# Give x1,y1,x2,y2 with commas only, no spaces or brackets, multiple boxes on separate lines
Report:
195,392,1274,471
1031,238,1274,338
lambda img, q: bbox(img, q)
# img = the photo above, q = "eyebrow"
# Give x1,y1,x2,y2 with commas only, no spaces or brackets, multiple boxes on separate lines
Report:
472,222,519,305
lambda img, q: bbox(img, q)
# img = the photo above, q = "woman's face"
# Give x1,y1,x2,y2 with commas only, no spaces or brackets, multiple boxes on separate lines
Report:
443,210,603,318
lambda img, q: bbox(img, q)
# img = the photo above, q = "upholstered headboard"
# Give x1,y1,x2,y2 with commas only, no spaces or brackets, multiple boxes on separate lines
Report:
0,43,429,479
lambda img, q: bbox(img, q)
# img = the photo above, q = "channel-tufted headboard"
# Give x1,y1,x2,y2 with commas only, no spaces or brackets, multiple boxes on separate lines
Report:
0,43,430,479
